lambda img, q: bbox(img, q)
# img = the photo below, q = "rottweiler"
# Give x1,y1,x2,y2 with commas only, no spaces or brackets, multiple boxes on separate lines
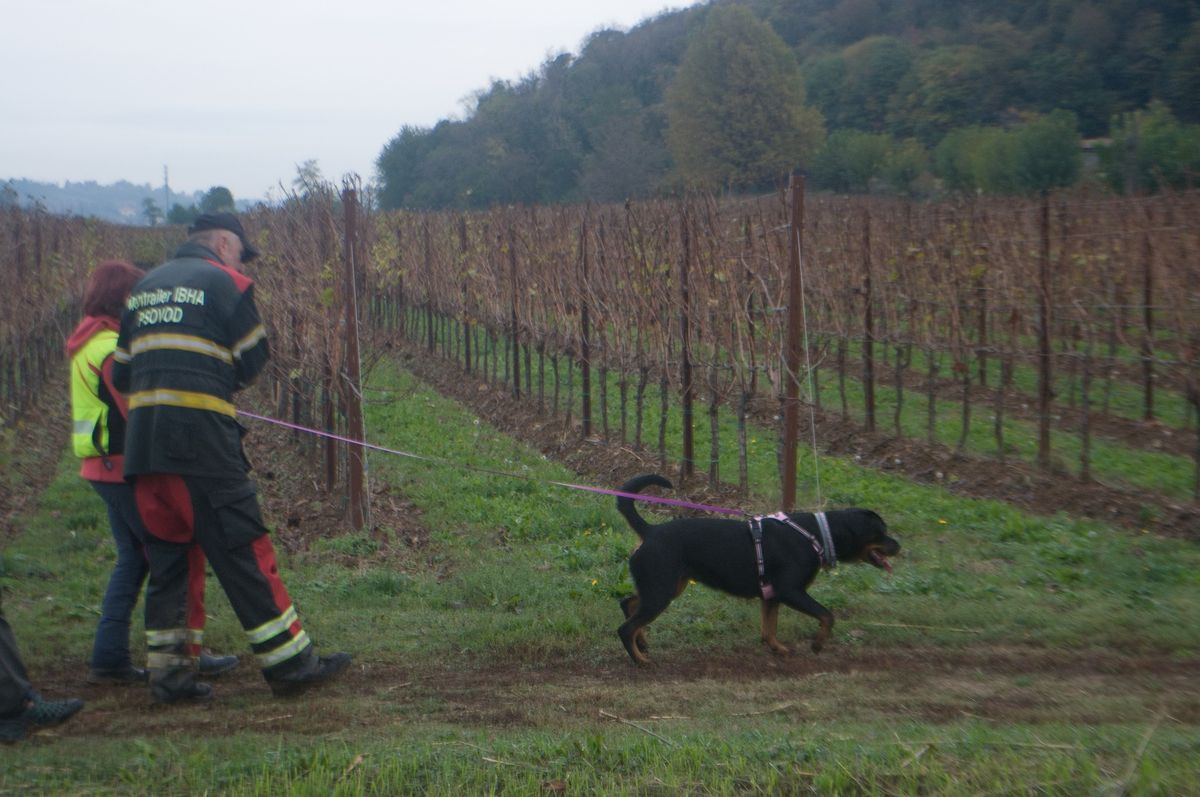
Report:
615,474,900,665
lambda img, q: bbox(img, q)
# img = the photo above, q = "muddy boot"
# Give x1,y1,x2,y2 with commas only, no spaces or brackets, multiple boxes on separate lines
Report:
87,665,149,686
198,651,239,677
0,694,84,742
264,650,352,698
150,667,212,705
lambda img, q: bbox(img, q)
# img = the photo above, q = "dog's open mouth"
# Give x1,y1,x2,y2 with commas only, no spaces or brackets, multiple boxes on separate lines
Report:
867,547,893,573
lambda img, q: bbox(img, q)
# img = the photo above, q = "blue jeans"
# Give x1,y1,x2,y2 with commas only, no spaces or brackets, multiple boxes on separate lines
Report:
88,481,149,672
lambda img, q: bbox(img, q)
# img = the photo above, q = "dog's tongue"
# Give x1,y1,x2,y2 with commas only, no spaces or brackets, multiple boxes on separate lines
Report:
870,550,893,574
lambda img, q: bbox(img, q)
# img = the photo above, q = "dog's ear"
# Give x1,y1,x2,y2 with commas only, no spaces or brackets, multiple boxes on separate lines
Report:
847,509,888,546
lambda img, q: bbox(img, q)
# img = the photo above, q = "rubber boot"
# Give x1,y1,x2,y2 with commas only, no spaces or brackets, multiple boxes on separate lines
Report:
198,651,239,677
264,649,352,698
150,667,212,704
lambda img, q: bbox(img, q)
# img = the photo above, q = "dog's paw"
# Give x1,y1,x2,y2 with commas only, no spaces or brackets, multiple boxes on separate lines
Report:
763,638,792,656
810,638,825,654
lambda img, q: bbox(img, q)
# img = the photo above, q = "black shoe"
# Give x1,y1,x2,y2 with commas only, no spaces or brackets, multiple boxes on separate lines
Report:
0,694,84,742
198,651,239,677
87,666,149,686
151,681,213,705
266,652,351,698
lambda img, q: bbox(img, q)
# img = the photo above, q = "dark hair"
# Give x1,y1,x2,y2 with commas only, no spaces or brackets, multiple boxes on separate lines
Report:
83,260,144,318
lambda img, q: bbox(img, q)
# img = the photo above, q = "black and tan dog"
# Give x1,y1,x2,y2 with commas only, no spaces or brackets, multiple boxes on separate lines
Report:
616,474,900,665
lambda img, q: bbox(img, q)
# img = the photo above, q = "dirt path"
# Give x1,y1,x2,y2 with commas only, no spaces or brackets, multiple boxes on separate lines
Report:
30,643,1200,740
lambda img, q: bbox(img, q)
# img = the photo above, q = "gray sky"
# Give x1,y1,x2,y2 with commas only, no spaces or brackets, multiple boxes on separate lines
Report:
2,0,682,202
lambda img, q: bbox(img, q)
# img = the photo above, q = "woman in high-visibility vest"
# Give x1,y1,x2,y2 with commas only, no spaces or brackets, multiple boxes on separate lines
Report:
67,260,238,684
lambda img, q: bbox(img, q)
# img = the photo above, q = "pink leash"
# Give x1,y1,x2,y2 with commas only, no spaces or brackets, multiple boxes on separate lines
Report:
237,410,747,517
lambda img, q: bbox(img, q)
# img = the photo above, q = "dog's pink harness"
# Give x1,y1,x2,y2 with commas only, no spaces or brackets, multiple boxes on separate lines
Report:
748,512,838,600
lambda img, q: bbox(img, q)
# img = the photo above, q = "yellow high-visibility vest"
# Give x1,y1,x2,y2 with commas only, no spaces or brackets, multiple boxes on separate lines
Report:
70,329,119,458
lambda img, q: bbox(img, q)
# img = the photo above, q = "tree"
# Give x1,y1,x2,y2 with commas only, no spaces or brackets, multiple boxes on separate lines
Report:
578,109,672,201
199,186,234,213
933,127,1013,192
887,46,998,143
142,197,163,227
933,112,1081,195
166,203,199,225
293,160,328,196
1162,21,1200,122
810,130,892,192
666,5,825,190
881,137,930,195
1020,48,1111,136
835,36,915,132
1012,110,1082,193
932,129,978,192
376,125,433,209
1103,102,1200,192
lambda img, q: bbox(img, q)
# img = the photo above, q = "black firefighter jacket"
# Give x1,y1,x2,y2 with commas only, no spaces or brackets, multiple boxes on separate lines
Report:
112,242,269,479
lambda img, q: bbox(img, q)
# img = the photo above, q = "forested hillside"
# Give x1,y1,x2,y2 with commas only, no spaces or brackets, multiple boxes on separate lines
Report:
376,0,1200,208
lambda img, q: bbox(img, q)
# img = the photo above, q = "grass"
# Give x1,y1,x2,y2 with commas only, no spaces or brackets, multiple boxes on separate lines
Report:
1,357,1198,794
808,364,1197,502
411,310,1197,509
6,722,1195,795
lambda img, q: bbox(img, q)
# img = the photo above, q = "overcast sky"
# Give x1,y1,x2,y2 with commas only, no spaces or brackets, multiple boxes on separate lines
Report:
2,0,683,202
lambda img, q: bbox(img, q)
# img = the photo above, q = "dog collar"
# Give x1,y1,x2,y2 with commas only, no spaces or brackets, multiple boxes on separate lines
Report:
814,512,838,567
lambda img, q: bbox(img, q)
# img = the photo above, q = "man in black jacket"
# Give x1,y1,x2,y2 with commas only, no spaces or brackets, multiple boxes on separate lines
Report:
113,213,350,703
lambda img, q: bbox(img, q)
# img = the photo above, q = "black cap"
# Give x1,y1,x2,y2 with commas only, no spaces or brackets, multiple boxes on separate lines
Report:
188,212,260,262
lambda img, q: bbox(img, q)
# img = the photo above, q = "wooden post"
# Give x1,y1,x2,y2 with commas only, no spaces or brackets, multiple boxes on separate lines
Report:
423,219,434,352
579,213,592,437
862,208,876,433
1140,230,1155,420
342,186,368,530
459,215,472,374
1037,194,1053,470
782,174,805,511
679,206,695,480
323,357,336,490
1080,323,1094,482
509,223,521,399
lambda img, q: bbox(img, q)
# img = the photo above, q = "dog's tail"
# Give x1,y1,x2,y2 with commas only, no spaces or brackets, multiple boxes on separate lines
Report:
616,474,673,539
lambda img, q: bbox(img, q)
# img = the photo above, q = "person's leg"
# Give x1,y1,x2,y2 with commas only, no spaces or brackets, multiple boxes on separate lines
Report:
0,615,83,741
0,615,32,716
94,480,237,681
87,482,149,679
187,476,349,696
134,474,210,702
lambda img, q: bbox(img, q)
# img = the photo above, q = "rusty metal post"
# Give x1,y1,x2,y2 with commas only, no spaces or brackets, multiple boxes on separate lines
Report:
342,185,368,530
782,175,805,511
